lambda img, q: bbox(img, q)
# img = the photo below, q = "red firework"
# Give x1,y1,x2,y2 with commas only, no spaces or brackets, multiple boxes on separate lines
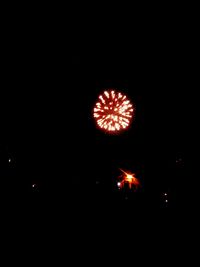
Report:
93,90,134,132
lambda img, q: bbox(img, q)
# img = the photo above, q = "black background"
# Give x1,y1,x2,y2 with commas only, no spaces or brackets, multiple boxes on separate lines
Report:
0,10,191,247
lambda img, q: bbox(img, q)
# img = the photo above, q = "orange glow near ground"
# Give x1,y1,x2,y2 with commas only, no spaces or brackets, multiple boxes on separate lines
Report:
118,169,140,189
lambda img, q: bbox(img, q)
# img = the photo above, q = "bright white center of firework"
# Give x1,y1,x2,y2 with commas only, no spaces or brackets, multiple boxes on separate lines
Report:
93,90,134,132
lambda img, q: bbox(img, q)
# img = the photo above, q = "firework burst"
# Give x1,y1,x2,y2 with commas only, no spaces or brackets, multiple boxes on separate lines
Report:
93,90,134,132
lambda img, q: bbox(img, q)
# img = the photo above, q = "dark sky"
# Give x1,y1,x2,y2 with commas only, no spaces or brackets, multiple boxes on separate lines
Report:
0,16,188,211
0,9,196,261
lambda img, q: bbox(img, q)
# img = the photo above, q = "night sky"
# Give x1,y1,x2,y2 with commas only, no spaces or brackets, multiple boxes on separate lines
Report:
1,16,187,224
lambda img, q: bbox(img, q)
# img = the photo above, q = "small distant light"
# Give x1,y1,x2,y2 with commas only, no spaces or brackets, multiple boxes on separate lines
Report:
32,184,36,188
164,193,167,196
165,199,168,203
117,182,121,187
8,158,11,163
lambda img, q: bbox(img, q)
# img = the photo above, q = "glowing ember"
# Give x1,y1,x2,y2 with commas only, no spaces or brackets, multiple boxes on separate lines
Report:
93,90,134,132
117,169,140,190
